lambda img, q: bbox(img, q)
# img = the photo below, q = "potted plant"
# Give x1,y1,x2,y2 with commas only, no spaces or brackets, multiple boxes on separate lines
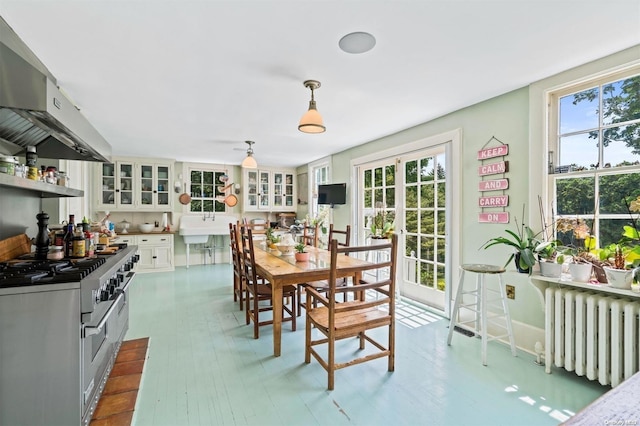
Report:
369,203,395,240
555,218,596,282
534,240,565,278
294,243,310,262
482,218,539,274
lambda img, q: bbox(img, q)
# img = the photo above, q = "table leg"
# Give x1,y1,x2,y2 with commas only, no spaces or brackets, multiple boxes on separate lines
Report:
272,282,283,357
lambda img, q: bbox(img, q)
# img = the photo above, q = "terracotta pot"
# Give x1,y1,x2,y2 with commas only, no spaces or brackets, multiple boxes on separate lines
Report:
295,252,310,262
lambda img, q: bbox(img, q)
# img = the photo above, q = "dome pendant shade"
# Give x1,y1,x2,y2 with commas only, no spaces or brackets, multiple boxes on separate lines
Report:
298,80,326,134
241,141,258,168
298,100,325,133
241,154,257,168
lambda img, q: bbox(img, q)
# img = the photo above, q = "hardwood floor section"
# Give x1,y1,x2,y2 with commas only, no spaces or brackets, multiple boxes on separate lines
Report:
91,337,149,426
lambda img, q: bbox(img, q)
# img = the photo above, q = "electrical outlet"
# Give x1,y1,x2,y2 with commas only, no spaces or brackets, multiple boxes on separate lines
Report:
506,285,515,300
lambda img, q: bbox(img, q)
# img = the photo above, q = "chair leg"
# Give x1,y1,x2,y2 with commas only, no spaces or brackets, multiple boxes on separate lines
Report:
297,285,304,316
389,321,395,372
290,290,297,332
245,288,250,326
328,333,335,391
304,316,311,364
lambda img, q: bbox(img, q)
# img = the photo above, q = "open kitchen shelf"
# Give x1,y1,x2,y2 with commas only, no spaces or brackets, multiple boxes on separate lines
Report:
0,172,84,198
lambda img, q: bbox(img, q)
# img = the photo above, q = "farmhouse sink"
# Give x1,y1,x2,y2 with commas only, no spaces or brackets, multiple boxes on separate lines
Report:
179,214,236,267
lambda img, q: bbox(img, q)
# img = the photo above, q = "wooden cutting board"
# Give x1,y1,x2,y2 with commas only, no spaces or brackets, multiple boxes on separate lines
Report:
0,234,32,262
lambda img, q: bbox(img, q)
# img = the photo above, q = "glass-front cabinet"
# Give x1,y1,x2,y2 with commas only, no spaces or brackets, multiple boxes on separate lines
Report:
95,158,173,211
243,168,296,211
273,171,295,209
138,163,171,208
98,161,134,209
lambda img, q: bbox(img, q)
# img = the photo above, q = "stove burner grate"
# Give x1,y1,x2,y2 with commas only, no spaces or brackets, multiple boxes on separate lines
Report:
0,257,109,288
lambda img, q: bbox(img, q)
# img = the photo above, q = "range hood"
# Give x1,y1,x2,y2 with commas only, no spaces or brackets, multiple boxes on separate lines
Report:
0,17,111,162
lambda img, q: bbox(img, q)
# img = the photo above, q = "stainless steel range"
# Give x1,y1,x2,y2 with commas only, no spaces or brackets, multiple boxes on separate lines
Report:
0,245,138,426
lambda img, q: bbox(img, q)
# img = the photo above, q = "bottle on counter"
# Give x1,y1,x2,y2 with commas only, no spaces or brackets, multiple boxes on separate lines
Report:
63,215,76,258
71,225,86,258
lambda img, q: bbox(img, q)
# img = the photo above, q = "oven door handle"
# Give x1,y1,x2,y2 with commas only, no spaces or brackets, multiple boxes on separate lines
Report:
84,291,123,337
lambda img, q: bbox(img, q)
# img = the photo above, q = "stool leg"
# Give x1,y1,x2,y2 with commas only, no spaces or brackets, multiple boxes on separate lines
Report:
480,274,488,366
475,273,482,334
447,268,465,345
498,274,517,357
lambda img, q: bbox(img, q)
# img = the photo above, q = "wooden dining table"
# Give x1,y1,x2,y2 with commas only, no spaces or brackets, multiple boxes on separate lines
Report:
252,244,373,357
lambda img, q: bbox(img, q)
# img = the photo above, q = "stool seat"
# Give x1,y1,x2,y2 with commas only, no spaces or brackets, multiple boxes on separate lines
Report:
461,264,505,274
448,263,517,365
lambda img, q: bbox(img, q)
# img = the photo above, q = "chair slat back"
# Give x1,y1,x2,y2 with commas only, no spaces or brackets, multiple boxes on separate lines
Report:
302,222,319,247
328,224,351,248
327,234,398,318
229,223,242,279
240,225,260,286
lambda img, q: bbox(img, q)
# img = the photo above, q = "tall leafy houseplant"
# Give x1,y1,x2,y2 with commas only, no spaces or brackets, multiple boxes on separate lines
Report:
482,219,539,274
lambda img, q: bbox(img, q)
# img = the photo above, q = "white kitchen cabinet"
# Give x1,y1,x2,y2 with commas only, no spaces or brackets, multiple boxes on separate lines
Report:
96,161,135,210
243,168,296,211
137,163,172,209
94,158,173,211
135,234,174,272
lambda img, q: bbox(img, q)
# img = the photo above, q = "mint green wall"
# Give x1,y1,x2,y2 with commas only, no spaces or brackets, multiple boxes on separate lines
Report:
327,87,545,327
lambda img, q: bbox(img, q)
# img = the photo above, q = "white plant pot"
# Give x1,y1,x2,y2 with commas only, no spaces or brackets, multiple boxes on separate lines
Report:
603,267,633,290
568,263,592,282
539,261,562,278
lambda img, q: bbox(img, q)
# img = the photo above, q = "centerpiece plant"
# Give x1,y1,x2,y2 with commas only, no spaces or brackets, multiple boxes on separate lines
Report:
294,243,310,262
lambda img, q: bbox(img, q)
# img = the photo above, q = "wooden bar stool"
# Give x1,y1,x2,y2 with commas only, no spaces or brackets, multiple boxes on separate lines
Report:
447,263,517,366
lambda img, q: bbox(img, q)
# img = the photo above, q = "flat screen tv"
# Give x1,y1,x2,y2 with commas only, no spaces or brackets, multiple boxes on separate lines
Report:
317,183,347,205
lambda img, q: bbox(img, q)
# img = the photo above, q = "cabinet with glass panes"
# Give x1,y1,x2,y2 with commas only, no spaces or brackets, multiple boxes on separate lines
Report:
94,158,173,211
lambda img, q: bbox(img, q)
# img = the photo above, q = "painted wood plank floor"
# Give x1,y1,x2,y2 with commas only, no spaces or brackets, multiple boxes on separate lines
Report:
125,264,607,426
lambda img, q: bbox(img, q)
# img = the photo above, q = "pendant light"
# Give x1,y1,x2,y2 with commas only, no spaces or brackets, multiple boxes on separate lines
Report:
298,80,326,134
241,141,258,168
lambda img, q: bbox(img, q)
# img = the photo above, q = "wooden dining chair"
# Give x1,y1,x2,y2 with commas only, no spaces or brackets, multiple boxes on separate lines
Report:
304,233,398,390
240,226,297,339
301,222,319,247
297,224,352,315
229,222,245,310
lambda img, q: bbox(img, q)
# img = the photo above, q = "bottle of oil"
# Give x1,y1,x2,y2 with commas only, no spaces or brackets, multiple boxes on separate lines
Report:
71,225,86,258
63,215,76,258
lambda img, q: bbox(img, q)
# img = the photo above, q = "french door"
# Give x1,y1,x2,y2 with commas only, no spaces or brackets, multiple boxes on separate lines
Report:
358,144,450,313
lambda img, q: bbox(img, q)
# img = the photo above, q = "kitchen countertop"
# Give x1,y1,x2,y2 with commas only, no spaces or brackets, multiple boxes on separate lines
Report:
114,230,176,236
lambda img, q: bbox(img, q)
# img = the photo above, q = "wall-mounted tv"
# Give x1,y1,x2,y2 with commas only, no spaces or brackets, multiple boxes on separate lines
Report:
317,183,346,206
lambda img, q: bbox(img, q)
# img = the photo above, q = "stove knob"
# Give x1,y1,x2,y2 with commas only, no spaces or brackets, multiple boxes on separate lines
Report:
116,273,124,283
134,254,140,262
108,284,116,295
100,289,110,301
110,277,119,287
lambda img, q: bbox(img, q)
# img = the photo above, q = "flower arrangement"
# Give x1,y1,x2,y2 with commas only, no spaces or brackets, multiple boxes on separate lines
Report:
369,202,395,239
305,207,330,235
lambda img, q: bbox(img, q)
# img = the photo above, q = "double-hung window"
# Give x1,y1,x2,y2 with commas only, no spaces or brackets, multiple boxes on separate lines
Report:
188,168,228,213
548,68,640,247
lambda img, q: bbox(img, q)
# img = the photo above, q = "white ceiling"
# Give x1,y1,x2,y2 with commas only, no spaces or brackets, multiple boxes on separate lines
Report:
1,1,639,169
